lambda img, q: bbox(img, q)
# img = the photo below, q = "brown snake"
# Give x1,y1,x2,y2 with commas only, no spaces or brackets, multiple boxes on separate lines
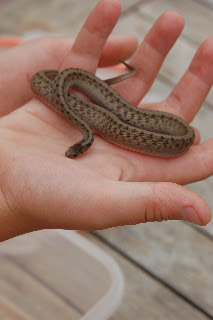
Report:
30,60,195,158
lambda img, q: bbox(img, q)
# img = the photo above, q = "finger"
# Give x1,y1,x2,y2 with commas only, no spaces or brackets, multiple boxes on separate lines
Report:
93,181,211,227
60,0,121,71
0,34,137,68
124,137,213,185
46,178,211,228
98,34,138,67
170,139,213,184
0,33,136,116
167,38,213,121
9,154,210,239
113,11,185,105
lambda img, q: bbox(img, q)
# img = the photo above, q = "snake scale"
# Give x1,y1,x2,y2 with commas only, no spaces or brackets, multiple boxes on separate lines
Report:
30,60,195,158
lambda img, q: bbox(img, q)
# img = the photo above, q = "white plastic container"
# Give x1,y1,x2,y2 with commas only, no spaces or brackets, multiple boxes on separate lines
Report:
0,230,124,320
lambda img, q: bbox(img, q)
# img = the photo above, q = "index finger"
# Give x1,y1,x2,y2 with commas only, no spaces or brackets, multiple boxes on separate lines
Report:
60,0,122,72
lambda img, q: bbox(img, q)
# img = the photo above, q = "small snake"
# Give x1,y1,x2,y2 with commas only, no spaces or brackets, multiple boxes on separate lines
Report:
30,61,195,158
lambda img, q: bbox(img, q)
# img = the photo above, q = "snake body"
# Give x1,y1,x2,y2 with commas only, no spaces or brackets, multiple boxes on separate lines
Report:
30,61,195,158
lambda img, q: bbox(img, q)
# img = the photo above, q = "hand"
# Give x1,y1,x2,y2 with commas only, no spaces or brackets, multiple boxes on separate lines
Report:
0,0,212,241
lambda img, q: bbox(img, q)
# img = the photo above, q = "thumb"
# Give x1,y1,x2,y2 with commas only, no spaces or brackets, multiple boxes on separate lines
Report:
85,180,211,229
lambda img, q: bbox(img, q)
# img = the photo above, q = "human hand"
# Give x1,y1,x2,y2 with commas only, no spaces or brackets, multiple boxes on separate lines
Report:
0,0,212,241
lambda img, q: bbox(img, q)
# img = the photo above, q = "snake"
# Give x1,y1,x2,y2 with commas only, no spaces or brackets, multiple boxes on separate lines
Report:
30,60,195,158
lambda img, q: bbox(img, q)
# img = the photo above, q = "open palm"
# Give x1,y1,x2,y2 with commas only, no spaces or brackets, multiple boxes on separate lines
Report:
0,0,212,241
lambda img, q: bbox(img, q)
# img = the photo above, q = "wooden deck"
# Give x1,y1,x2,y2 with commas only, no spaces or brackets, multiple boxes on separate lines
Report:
0,0,213,319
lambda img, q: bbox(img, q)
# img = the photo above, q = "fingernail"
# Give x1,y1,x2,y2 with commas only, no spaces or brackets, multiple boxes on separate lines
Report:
182,207,201,225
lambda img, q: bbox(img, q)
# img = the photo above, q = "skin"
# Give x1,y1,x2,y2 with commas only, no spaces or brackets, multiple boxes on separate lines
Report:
0,0,212,241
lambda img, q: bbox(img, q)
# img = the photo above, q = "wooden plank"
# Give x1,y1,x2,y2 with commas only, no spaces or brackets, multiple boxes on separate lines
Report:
1,229,211,320
84,232,211,320
122,0,153,11
194,0,213,10
97,221,213,317
1,231,111,313
188,178,213,235
141,0,213,44
0,230,119,319
0,296,32,320
0,0,142,36
0,255,80,320
0,0,97,36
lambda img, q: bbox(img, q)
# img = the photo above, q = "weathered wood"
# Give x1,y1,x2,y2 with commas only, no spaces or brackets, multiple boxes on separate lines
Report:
85,232,211,320
97,221,213,317
0,231,115,319
195,0,213,10
141,0,213,44
0,254,80,319
3,231,111,310
0,0,142,36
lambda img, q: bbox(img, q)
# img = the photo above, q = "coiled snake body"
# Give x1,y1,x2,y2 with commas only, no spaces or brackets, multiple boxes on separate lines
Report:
30,61,195,158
